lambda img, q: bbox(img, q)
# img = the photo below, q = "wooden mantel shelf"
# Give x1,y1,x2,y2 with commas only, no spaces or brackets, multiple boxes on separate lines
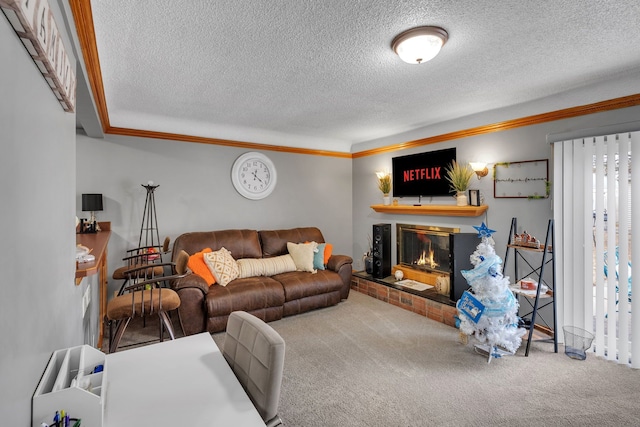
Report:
370,204,488,217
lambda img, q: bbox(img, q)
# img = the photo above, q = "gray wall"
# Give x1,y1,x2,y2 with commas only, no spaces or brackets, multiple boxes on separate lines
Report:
3,1,639,423
351,105,640,330
0,8,78,426
76,133,353,298
351,106,640,272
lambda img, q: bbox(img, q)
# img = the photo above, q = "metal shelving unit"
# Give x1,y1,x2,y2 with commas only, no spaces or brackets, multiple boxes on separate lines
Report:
503,217,558,356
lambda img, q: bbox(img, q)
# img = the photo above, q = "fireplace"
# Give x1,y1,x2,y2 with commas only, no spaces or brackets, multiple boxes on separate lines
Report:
396,223,477,301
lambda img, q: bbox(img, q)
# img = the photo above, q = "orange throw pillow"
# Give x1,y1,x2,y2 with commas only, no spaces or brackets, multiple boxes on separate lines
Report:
188,248,216,285
323,243,333,265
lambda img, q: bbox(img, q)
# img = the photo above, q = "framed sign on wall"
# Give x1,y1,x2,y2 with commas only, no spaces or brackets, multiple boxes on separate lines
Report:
493,159,549,199
0,0,76,112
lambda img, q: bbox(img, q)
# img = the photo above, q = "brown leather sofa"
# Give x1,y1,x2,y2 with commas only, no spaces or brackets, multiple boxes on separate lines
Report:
171,227,353,335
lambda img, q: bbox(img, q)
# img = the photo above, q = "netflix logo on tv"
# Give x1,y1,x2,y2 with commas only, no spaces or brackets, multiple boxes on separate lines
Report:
392,148,456,198
403,166,442,181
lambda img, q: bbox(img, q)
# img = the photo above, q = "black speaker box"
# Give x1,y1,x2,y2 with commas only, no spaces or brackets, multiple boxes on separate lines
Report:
372,223,391,278
449,233,478,301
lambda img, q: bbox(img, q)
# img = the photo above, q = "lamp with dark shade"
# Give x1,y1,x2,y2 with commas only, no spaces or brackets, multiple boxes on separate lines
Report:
81,193,103,233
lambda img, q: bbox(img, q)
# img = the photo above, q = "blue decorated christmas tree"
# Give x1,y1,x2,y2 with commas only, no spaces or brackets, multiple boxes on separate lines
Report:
456,223,526,362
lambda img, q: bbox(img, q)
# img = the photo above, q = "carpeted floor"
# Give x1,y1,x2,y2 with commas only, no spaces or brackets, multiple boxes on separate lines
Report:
110,291,640,426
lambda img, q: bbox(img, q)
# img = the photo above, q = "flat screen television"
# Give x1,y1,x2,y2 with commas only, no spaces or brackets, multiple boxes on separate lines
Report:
392,148,456,198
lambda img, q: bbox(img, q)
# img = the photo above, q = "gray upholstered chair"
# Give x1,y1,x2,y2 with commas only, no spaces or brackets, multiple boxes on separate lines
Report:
222,311,285,427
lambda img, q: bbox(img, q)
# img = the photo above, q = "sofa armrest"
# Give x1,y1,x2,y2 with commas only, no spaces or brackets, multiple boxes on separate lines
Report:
172,273,209,336
327,254,353,300
172,273,209,294
327,254,352,272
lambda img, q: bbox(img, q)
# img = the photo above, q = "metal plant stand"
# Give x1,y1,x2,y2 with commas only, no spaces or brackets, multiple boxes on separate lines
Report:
137,182,166,334
138,183,161,252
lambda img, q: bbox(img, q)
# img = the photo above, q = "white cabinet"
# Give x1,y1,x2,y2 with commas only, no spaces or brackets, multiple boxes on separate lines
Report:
32,345,106,427
80,274,99,348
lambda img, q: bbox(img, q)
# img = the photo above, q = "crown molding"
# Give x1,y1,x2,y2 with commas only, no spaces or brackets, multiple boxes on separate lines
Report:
107,127,353,158
69,0,109,130
352,93,640,158
70,1,640,159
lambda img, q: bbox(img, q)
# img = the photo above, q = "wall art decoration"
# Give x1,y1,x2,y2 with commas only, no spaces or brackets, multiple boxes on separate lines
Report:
1,0,76,112
493,159,549,199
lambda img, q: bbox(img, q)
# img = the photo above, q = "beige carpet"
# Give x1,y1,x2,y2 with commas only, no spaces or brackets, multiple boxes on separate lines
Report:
110,291,640,426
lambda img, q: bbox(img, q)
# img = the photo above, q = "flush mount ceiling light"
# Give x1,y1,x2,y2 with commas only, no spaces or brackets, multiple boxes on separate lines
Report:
391,26,448,64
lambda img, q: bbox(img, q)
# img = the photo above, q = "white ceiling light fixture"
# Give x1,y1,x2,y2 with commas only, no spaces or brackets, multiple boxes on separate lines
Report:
392,26,448,64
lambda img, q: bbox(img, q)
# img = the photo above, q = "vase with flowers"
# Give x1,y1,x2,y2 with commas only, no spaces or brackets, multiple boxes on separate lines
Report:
376,171,392,205
445,161,474,206
363,235,373,274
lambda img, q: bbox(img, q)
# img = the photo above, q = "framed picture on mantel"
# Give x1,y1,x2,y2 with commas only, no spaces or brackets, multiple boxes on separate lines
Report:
468,189,480,206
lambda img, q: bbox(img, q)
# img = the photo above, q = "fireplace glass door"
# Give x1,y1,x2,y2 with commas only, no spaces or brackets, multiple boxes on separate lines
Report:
397,225,455,275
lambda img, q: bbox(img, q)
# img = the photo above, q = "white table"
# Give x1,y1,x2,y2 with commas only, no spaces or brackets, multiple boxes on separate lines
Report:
104,333,265,426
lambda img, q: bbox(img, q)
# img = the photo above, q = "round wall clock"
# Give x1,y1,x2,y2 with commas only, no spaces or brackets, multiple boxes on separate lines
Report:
231,152,278,200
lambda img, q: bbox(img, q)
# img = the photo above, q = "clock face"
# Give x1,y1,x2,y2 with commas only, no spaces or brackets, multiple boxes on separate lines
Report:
231,152,277,200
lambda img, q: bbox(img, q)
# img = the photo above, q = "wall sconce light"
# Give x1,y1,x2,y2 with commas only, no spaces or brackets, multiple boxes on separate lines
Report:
391,26,448,64
469,162,489,179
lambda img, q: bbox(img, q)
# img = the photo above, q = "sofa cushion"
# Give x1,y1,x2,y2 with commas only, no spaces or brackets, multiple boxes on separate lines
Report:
205,277,285,316
273,269,343,302
287,242,317,273
259,227,325,257
237,255,297,278
173,229,263,260
283,291,342,317
203,247,239,286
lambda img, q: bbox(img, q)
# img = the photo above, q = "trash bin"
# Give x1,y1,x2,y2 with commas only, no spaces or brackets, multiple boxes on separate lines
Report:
563,326,595,360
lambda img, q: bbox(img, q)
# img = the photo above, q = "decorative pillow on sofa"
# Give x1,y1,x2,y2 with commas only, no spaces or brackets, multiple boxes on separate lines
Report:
304,241,333,270
287,241,317,273
203,247,239,286
313,243,326,270
187,248,216,285
323,243,333,264
237,254,297,278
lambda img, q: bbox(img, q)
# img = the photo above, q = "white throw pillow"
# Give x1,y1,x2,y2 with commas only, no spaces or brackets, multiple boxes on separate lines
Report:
286,242,317,273
203,247,239,286
237,255,297,278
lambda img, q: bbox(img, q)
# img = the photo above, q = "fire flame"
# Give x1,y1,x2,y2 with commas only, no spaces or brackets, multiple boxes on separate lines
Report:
416,248,438,269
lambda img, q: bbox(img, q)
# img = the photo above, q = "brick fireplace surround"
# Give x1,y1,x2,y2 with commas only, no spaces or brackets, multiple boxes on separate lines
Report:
351,272,458,328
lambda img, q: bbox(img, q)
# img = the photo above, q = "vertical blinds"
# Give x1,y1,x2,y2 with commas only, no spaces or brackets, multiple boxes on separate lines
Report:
553,131,637,367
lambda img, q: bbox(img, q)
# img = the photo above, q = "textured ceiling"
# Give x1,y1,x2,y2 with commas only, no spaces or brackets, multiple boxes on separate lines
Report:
88,0,640,153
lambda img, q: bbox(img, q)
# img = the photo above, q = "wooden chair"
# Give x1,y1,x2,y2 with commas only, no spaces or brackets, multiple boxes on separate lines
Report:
222,311,285,427
105,249,189,353
112,236,171,296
